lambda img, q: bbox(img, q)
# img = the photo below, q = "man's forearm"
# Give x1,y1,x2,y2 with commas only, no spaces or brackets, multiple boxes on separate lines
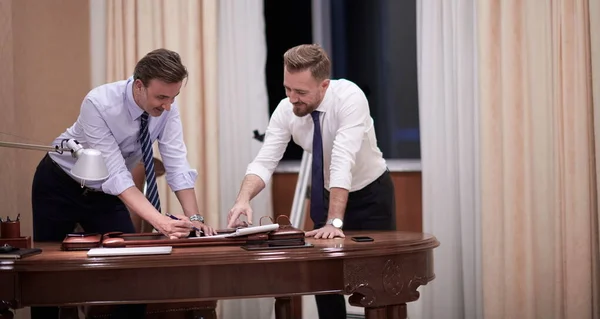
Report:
236,174,266,203
327,187,349,220
175,188,201,218
118,186,163,226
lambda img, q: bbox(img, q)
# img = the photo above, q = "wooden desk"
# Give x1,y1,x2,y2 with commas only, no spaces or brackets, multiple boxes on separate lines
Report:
0,231,439,319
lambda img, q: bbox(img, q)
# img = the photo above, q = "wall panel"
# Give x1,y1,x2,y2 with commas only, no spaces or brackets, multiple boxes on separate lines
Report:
0,0,90,240
273,170,423,232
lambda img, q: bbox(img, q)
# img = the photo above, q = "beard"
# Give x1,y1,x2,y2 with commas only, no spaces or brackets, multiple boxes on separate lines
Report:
292,102,315,117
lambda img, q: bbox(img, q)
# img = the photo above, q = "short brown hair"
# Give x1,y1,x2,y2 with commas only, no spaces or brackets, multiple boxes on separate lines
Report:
133,48,188,87
283,44,331,81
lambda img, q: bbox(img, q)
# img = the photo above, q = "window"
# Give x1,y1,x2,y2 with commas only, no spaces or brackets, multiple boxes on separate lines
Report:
264,0,312,160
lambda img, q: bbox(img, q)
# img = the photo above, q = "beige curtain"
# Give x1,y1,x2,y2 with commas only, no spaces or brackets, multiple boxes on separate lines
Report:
478,0,600,318
590,0,600,316
105,0,219,228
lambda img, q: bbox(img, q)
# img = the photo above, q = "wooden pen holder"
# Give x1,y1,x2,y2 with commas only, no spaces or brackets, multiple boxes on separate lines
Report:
0,221,31,248
1,221,20,239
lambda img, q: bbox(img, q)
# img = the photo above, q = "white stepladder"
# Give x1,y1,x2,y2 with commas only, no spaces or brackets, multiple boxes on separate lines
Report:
288,150,312,229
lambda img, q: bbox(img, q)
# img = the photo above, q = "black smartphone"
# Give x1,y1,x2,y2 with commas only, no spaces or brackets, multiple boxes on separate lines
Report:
351,236,374,242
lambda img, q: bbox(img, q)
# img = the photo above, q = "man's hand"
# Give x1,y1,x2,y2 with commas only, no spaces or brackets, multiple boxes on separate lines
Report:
193,220,218,236
153,215,194,239
305,225,345,239
227,201,253,228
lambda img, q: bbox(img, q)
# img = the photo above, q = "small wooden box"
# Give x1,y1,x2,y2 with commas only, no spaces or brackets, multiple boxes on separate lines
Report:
0,236,32,249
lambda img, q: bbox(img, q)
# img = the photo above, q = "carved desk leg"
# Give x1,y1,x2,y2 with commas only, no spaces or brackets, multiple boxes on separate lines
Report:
344,251,434,319
0,301,14,319
58,306,80,319
363,304,407,319
274,296,292,319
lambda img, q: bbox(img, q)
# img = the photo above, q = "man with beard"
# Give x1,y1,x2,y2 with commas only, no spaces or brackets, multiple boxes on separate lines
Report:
227,44,396,319
31,48,217,319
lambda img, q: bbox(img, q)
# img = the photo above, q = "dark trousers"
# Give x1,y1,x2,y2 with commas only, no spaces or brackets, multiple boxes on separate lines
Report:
31,154,146,319
313,169,396,319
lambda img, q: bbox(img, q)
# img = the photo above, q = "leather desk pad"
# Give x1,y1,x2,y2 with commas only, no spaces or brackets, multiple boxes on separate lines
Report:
60,215,306,250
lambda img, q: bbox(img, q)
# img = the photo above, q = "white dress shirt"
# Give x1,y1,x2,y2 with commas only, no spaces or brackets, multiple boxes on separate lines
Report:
49,77,197,196
246,79,387,192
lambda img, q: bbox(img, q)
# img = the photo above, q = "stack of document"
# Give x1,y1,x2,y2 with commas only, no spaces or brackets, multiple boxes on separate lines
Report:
86,224,281,256
194,223,280,239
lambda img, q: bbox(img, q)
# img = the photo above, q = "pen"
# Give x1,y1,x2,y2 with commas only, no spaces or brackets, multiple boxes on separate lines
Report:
167,214,202,234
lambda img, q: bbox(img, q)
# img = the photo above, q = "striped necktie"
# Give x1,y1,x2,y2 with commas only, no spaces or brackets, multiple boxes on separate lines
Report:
140,112,161,212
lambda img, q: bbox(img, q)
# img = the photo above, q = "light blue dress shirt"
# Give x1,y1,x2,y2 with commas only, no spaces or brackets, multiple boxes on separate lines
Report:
48,77,197,196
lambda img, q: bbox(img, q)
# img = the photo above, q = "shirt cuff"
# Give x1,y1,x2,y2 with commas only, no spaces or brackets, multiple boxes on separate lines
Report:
328,171,353,190
166,169,198,191
101,171,136,195
245,163,273,185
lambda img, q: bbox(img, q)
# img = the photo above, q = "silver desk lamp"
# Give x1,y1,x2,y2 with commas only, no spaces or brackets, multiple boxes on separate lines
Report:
0,139,109,182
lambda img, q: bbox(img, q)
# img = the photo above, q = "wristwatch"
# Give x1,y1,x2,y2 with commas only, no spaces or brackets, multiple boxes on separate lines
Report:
326,218,343,229
189,214,204,223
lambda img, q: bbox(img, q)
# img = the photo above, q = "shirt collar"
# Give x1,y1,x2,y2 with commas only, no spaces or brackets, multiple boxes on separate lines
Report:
125,77,145,120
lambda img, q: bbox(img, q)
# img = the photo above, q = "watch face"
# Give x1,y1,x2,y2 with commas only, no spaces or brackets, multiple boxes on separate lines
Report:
332,218,343,228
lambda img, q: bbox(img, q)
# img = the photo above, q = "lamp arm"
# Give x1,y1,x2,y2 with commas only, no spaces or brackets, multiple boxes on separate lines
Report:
0,138,108,182
0,139,83,156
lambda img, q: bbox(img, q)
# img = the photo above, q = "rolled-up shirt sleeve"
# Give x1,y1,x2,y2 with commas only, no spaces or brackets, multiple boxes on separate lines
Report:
329,92,369,190
157,103,198,191
245,102,291,185
79,98,136,195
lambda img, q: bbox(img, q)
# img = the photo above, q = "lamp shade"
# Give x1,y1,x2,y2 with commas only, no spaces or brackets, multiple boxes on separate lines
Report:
70,149,109,181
